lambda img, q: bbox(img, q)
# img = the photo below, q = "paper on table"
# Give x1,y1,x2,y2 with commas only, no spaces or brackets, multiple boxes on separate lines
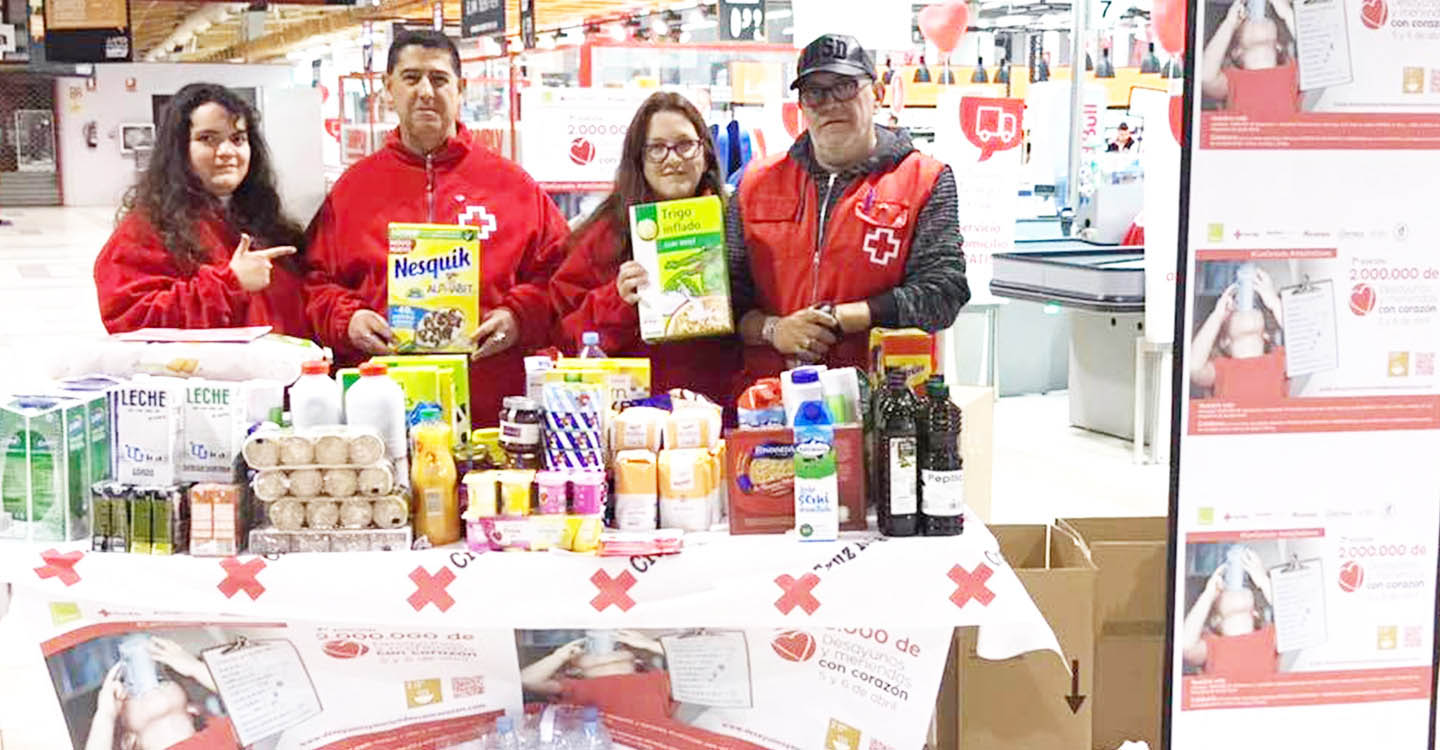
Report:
113,326,273,343
1281,281,1340,378
1295,0,1354,91
660,631,754,708
201,639,322,745
1270,560,1328,653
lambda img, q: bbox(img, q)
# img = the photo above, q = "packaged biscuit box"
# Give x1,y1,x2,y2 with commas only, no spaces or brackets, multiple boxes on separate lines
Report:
388,223,481,353
868,328,936,394
629,195,733,343
726,426,866,534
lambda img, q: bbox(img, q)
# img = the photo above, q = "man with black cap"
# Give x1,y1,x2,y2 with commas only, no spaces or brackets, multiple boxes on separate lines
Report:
726,33,969,382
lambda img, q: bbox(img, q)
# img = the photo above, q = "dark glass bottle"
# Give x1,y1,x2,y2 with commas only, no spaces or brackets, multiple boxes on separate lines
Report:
875,370,920,537
920,379,964,536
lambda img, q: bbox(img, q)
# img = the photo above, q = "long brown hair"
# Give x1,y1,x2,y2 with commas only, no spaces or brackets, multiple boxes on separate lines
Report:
568,91,726,264
119,83,304,272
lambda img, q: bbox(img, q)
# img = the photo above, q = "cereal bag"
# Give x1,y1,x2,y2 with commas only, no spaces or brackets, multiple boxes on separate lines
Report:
387,223,481,353
629,196,733,343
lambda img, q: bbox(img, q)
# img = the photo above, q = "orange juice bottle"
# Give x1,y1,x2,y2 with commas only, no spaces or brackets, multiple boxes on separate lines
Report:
411,404,460,545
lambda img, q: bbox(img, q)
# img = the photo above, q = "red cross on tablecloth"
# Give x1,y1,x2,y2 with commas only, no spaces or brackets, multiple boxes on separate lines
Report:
217,558,267,600
34,549,84,586
590,569,636,612
408,566,457,613
948,563,996,608
774,572,821,615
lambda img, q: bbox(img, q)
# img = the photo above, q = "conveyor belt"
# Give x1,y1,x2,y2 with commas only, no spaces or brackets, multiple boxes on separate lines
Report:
990,240,1146,313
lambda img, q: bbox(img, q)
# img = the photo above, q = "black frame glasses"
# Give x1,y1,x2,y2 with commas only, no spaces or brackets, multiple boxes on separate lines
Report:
798,78,865,108
644,139,702,163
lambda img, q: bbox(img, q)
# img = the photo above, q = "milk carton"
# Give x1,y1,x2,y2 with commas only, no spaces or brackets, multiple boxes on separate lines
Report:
114,378,183,486
178,380,283,483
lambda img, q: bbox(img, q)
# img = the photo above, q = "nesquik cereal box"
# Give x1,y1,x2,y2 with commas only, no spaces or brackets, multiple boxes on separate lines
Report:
387,223,481,353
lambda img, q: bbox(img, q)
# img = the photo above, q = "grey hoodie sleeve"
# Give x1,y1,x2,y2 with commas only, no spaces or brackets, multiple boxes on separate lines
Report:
865,165,970,331
725,188,757,319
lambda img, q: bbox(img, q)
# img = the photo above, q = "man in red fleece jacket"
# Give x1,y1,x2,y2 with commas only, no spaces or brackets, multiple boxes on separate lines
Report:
305,30,569,427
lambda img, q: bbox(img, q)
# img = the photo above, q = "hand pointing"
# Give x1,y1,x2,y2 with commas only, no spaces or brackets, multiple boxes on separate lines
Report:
229,233,297,293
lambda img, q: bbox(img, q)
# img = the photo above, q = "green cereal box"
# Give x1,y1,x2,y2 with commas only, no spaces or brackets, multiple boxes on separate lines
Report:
629,195,733,343
388,223,482,353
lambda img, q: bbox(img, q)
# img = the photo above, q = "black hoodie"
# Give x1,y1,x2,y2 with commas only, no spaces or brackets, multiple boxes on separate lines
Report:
725,125,970,331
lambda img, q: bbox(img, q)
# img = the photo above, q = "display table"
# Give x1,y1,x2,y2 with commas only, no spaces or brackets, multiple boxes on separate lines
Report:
0,514,1062,750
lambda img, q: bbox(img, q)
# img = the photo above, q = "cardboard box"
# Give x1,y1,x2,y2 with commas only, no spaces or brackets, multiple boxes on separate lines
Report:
937,524,1096,750
726,425,866,533
629,195,733,343
1060,517,1169,750
949,385,994,524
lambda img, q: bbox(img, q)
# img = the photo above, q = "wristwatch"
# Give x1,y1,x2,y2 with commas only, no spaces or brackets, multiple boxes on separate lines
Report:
761,316,779,345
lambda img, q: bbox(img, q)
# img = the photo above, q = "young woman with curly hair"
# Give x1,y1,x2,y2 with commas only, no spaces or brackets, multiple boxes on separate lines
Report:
94,82,309,337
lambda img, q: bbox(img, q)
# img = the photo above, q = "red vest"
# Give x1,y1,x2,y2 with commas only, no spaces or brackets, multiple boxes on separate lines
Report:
737,149,945,379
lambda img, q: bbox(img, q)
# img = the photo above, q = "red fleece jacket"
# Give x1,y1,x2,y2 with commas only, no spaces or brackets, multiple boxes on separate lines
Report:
94,210,311,338
549,215,740,408
305,124,570,427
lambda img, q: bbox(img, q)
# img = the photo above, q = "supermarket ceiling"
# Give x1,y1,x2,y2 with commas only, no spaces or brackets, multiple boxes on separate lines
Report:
129,0,695,62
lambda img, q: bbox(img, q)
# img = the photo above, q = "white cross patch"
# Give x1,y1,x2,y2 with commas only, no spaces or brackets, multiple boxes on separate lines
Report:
458,204,497,240
863,227,901,266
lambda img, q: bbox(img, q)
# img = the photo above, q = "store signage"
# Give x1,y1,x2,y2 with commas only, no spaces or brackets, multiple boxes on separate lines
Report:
0,23,16,54
1166,0,1440,745
519,88,660,190
43,0,132,62
718,0,767,41
932,91,1022,306
519,0,535,49
461,0,503,39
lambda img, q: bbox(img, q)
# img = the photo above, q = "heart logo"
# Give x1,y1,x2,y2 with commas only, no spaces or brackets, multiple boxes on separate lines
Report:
322,640,370,659
1338,560,1365,592
1350,284,1377,316
782,102,804,138
1361,0,1388,29
324,118,342,143
568,137,596,166
1169,95,1184,145
918,2,970,55
771,630,817,662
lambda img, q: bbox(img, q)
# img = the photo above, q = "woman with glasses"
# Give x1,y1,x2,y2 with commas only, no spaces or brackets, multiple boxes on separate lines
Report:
550,91,740,409
94,82,308,337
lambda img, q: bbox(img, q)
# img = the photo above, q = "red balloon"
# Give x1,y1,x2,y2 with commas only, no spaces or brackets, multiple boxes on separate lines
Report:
1153,0,1187,55
918,2,970,56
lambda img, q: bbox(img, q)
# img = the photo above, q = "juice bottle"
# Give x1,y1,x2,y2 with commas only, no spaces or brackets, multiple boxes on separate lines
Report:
875,370,920,537
920,379,964,536
410,404,460,545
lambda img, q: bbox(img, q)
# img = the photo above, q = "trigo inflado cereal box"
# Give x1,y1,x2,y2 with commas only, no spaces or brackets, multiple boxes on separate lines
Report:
387,223,481,353
629,195,733,343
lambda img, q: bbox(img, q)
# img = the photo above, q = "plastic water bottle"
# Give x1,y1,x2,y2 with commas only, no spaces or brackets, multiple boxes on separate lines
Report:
561,707,613,749
578,331,607,359
344,361,409,480
289,360,342,428
488,716,523,750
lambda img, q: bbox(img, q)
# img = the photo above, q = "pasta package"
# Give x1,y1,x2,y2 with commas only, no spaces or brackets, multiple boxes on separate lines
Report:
630,196,733,343
387,223,481,353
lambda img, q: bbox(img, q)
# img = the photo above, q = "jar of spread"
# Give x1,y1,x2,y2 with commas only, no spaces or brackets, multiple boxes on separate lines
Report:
500,396,543,466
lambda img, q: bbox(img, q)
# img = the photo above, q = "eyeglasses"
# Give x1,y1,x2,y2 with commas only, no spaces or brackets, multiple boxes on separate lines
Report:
798,78,865,108
644,139,702,163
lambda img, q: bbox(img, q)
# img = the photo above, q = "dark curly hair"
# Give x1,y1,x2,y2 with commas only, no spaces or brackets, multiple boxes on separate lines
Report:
119,82,304,271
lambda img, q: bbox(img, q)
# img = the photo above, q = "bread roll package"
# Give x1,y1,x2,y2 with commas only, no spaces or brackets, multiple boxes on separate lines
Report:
614,450,659,531
663,405,721,451
658,448,717,532
613,407,667,453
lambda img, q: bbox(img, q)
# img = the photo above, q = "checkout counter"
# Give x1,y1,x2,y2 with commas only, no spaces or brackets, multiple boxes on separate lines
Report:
990,238,1155,447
